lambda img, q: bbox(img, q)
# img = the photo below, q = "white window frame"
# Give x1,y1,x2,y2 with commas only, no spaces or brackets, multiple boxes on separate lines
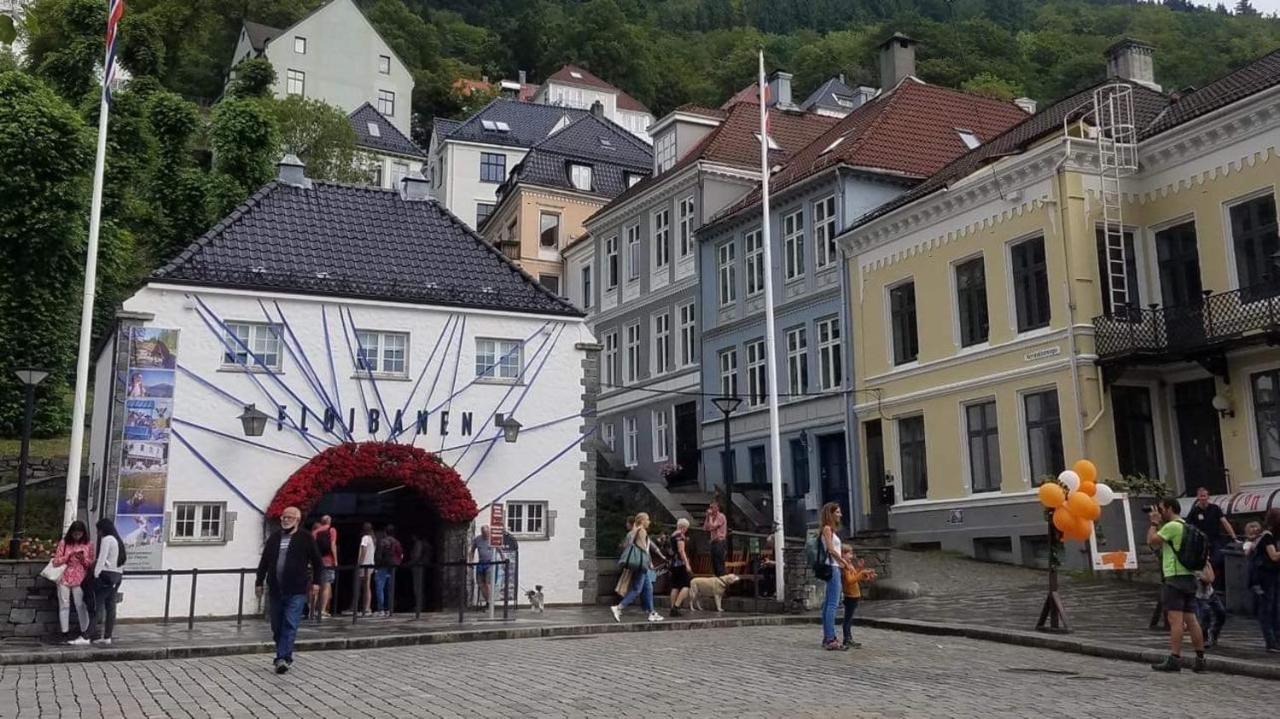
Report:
678,196,695,259
817,317,842,390
962,397,1002,494
717,240,736,306
293,36,306,54
655,132,676,173
653,207,670,269
1222,186,1279,293
170,502,227,544
505,500,548,539
603,331,619,388
786,326,808,396
378,89,396,117
540,211,560,248
605,235,619,290
286,69,305,96
653,312,671,375
580,265,592,309
570,164,592,191
678,303,696,367
222,322,282,371
624,321,641,384
718,348,738,399
746,339,768,407
814,195,837,269
475,338,523,383
391,161,410,187
626,224,641,282
602,422,616,451
1018,385,1064,487
378,55,391,74
745,229,764,296
623,416,638,467
355,330,409,377
652,409,670,463
783,209,805,281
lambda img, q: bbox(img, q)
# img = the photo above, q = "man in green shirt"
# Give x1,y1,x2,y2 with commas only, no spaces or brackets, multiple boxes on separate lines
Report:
1147,497,1207,673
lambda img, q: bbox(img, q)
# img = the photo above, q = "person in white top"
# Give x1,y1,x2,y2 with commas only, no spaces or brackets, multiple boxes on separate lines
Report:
358,522,376,616
78,518,126,646
818,503,853,651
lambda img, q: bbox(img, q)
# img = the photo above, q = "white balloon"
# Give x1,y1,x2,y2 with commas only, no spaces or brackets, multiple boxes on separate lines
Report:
1058,470,1081,492
1094,483,1116,507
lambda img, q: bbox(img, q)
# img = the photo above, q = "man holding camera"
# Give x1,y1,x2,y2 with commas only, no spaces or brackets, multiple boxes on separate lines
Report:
1148,497,1207,673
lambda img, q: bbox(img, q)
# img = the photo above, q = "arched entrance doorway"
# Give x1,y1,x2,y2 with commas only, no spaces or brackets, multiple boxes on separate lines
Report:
268,442,478,613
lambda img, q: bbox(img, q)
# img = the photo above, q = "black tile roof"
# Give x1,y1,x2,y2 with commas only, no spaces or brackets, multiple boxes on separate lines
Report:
801,77,858,113
243,20,282,52
154,180,582,317
432,117,462,142
500,114,652,199
440,98,589,150
349,103,426,159
1143,47,1280,139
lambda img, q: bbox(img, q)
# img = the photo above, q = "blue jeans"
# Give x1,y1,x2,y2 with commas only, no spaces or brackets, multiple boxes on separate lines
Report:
374,568,393,612
619,569,654,612
821,569,841,643
269,593,307,662
1259,574,1280,649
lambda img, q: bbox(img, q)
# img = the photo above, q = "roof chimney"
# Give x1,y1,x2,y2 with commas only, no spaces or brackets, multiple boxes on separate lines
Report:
768,71,796,110
590,100,605,118
399,171,431,201
852,86,878,110
1013,97,1037,114
276,154,311,189
519,69,527,85
878,32,918,90
1105,39,1160,91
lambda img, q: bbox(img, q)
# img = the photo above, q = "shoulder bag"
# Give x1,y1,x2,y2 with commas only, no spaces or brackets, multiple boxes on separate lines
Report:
812,531,833,581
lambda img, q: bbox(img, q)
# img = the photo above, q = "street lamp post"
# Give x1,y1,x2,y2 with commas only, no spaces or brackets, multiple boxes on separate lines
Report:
711,395,742,532
10,368,49,558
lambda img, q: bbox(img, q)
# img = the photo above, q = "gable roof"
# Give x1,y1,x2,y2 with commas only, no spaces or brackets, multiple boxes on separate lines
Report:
441,98,590,150
850,80,1172,231
242,20,282,52
500,114,652,199
546,64,651,113
243,0,411,78
154,180,582,317
349,103,426,159
801,76,860,114
593,102,838,221
711,79,1030,228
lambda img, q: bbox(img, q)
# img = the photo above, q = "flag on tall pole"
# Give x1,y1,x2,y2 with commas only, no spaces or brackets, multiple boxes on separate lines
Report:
62,0,126,529
757,50,787,600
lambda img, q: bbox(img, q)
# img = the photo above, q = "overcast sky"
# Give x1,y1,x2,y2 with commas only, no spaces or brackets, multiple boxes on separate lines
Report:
1234,0,1280,14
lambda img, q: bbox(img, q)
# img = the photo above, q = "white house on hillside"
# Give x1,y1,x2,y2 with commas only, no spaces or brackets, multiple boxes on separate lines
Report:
532,65,654,141
228,0,414,137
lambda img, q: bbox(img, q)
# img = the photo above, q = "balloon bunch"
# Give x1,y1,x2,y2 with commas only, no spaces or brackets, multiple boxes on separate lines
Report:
1036,460,1118,542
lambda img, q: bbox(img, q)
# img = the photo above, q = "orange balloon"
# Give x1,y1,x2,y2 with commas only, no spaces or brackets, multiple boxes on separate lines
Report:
1067,490,1100,521
1079,480,1097,497
1038,482,1066,509
1052,506,1077,535
1065,519,1094,542
1073,459,1098,485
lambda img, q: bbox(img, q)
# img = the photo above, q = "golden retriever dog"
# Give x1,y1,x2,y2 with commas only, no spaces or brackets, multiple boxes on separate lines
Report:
688,574,740,612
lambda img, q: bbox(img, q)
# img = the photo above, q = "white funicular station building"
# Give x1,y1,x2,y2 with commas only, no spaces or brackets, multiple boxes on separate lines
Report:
88,159,600,618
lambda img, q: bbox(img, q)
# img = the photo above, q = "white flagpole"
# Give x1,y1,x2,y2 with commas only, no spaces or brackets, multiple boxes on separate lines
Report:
62,49,116,530
757,51,787,600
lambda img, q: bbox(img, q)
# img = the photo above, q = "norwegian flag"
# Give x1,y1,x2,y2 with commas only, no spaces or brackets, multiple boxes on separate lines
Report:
103,0,126,103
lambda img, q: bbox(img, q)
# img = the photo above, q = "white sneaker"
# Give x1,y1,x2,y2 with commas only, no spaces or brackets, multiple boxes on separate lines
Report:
67,636,90,646
647,612,664,622
610,605,622,622
92,638,111,646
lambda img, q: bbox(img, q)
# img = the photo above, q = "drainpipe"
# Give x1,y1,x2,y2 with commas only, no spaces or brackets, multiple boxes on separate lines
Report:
1050,148,1089,454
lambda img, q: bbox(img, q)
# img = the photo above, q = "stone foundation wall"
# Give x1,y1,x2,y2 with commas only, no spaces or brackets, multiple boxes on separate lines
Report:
0,456,68,483
0,561,60,639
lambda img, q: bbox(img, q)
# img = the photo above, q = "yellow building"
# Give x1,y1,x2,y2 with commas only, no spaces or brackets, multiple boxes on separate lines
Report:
839,40,1280,563
480,110,651,295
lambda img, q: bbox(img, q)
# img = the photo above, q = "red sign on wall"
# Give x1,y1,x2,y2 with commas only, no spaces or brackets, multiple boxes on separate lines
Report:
489,504,504,547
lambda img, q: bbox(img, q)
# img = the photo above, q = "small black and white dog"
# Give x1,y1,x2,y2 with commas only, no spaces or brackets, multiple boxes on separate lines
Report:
525,585,545,612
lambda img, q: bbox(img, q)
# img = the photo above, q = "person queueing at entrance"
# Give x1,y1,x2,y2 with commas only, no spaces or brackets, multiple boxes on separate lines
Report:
256,506,324,674
408,532,431,613
471,525,495,608
1148,497,1208,672
310,515,337,619
85,518,126,646
374,524,404,617
54,521,95,644
358,522,376,617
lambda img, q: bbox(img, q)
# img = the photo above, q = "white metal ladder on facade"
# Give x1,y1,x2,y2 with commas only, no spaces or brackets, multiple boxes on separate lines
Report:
1092,83,1139,315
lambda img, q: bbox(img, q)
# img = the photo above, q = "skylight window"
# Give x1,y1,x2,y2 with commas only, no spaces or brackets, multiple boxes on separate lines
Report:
481,119,511,132
481,119,497,131
495,121,511,132
570,71,583,79
367,122,381,137
821,135,846,155
754,133,781,151
956,128,981,150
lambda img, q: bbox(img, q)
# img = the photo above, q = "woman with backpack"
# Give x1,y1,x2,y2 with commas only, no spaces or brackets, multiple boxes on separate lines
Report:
373,524,403,617
817,502,852,651
52,521,95,643
1256,508,1280,652
84,518,126,646
610,512,663,623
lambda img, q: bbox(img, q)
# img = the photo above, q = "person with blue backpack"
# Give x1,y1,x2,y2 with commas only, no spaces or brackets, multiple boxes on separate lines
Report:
812,502,852,651
1147,497,1208,673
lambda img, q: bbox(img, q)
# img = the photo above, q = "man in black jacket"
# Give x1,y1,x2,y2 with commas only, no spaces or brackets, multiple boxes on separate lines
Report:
256,506,323,674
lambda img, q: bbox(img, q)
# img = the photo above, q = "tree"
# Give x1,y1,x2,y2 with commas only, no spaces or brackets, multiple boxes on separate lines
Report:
271,95,367,183
147,91,209,259
23,0,106,102
961,72,1022,101
227,57,275,99
209,96,280,214
1234,0,1259,15
0,71,94,435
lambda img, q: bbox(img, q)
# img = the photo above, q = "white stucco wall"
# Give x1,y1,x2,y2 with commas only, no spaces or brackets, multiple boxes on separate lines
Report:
363,152,425,190
441,142,528,230
95,283,592,618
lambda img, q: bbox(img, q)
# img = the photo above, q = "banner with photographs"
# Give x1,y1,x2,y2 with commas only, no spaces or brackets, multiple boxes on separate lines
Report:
117,327,178,570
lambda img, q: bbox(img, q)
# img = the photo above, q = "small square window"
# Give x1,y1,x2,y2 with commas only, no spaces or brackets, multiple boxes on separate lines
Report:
378,55,391,75
355,330,409,376
506,501,548,538
286,69,305,97
171,503,226,543
367,122,381,138
222,322,282,370
476,338,523,382
294,36,306,54
570,164,592,191
377,89,395,117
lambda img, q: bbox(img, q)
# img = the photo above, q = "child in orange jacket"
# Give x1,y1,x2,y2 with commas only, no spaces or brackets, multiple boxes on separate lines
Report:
840,545,877,648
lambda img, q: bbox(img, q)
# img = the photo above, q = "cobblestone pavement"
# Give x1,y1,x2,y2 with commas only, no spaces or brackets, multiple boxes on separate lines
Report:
0,625,1271,719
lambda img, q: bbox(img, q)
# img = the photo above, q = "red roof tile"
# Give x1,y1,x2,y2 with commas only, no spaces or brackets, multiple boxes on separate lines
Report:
547,64,651,113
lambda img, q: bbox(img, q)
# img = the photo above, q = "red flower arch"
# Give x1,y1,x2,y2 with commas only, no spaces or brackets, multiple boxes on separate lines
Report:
267,442,478,523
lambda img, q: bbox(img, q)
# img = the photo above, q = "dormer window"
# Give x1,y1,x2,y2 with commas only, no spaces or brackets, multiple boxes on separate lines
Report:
754,133,781,151
570,164,593,191
367,122,381,137
833,94,853,108
956,128,981,150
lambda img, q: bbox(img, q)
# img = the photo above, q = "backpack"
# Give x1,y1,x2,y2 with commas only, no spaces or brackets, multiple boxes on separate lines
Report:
315,528,334,558
375,535,394,566
1173,521,1210,575
388,538,404,566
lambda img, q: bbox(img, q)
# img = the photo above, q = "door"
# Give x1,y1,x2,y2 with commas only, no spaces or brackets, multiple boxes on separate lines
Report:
864,420,889,530
818,433,850,522
1173,379,1227,495
673,401,699,486
1156,222,1204,346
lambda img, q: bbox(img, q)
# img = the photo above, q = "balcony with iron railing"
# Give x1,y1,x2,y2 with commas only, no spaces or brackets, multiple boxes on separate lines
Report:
1093,281,1280,362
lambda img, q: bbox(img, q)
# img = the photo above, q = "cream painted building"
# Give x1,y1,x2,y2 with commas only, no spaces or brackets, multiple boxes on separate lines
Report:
840,41,1280,564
